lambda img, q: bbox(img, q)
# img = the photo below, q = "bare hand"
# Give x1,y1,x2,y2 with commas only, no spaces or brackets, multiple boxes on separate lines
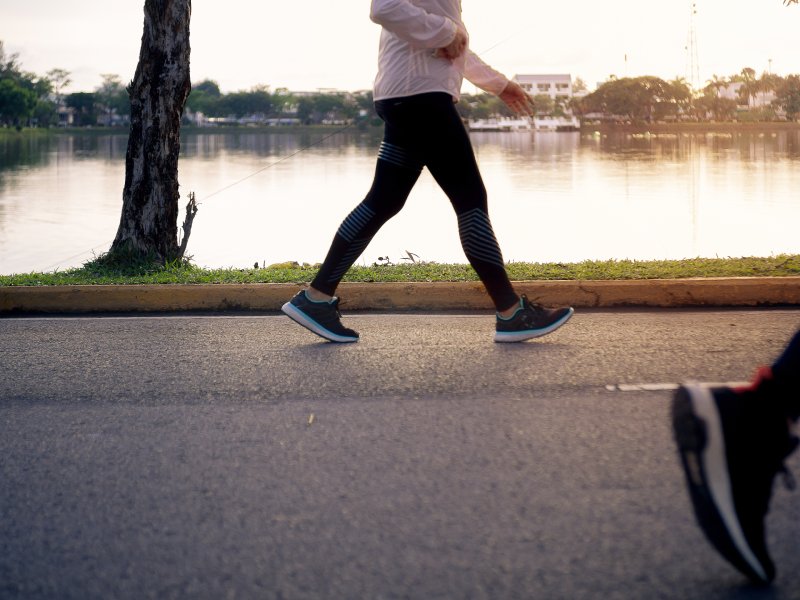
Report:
499,81,534,116
434,27,467,61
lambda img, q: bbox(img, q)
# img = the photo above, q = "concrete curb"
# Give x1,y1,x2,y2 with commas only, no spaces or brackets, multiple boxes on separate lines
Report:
2,278,800,314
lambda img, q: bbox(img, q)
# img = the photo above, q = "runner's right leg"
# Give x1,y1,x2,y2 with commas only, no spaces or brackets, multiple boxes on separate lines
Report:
283,101,423,342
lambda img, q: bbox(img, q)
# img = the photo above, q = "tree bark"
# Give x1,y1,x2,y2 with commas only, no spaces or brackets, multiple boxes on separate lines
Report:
111,0,191,262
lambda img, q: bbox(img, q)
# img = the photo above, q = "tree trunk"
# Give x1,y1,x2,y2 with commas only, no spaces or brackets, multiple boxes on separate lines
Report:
111,0,191,262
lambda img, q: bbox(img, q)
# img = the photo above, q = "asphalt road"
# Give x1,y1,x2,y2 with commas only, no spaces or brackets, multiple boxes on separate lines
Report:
1,308,799,600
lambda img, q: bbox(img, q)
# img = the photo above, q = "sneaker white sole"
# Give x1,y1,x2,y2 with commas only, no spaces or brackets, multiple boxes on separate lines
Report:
494,308,574,343
683,384,769,583
281,301,358,343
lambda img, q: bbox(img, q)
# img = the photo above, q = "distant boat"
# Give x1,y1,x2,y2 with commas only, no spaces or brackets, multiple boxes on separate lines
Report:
467,116,579,132
532,116,580,132
468,117,531,132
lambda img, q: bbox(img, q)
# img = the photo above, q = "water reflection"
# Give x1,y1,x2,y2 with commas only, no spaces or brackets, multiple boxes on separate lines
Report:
584,130,800,163
181,130,384,161
0,128,798,274
0,135,54,174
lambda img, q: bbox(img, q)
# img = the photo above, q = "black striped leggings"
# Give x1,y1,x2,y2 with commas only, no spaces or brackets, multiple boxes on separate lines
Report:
311,92,519,311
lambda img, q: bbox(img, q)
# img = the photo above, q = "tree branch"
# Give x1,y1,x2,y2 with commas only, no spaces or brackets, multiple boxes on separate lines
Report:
177,192,198,260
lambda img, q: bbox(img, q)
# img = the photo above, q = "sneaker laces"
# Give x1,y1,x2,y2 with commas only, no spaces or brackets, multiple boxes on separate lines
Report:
330,297,344,319
519,295,545,312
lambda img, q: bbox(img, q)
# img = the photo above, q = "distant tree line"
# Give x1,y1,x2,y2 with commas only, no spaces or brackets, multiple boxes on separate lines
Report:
0,40,381,129
3,37,800,129
0,41,62,128
0,41,130,128
575,69,800,123
460,70,800,124
185,79,378,126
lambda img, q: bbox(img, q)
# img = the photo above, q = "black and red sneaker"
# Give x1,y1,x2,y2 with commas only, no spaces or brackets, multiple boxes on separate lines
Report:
671,373,797,584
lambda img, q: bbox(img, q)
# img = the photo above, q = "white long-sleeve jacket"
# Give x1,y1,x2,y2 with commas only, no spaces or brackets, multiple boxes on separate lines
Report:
369,0,509,101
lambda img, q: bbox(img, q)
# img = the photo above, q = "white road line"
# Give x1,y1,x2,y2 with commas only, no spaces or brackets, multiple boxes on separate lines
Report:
606,382,749,392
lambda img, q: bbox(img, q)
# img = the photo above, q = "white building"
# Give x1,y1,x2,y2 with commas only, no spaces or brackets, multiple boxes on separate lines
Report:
466,73,582,131
718,82,776,109
513,74,574,101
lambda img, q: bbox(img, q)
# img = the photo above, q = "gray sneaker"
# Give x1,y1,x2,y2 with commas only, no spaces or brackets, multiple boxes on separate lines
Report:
494,295,574,343
281,290,359,343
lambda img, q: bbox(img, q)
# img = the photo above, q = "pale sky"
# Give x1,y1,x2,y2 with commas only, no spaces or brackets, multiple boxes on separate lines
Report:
1,0,797,95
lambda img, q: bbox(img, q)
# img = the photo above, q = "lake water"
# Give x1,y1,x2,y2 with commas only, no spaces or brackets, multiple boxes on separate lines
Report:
1,127,799,275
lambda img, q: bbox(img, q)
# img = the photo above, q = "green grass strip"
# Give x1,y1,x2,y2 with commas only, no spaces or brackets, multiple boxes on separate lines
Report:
1,255,798,286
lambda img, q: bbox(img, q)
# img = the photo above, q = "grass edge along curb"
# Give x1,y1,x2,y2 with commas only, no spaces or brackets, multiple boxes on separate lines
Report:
1,255,799,287
2,277,800,314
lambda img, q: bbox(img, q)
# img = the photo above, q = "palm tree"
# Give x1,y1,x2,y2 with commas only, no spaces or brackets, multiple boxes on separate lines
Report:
759,71,783,94
668,77,693,117
705,74,728,97
736,67,759,107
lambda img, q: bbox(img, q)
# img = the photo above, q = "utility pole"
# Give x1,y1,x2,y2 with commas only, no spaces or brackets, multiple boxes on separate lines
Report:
685,1,700,90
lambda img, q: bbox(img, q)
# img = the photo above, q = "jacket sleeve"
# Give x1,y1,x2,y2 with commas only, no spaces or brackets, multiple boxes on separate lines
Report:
370,0,458,49
464,50,510,96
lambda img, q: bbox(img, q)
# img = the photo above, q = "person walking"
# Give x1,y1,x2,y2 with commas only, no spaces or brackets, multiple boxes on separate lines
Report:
282,0,574,343
672,328,799,584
